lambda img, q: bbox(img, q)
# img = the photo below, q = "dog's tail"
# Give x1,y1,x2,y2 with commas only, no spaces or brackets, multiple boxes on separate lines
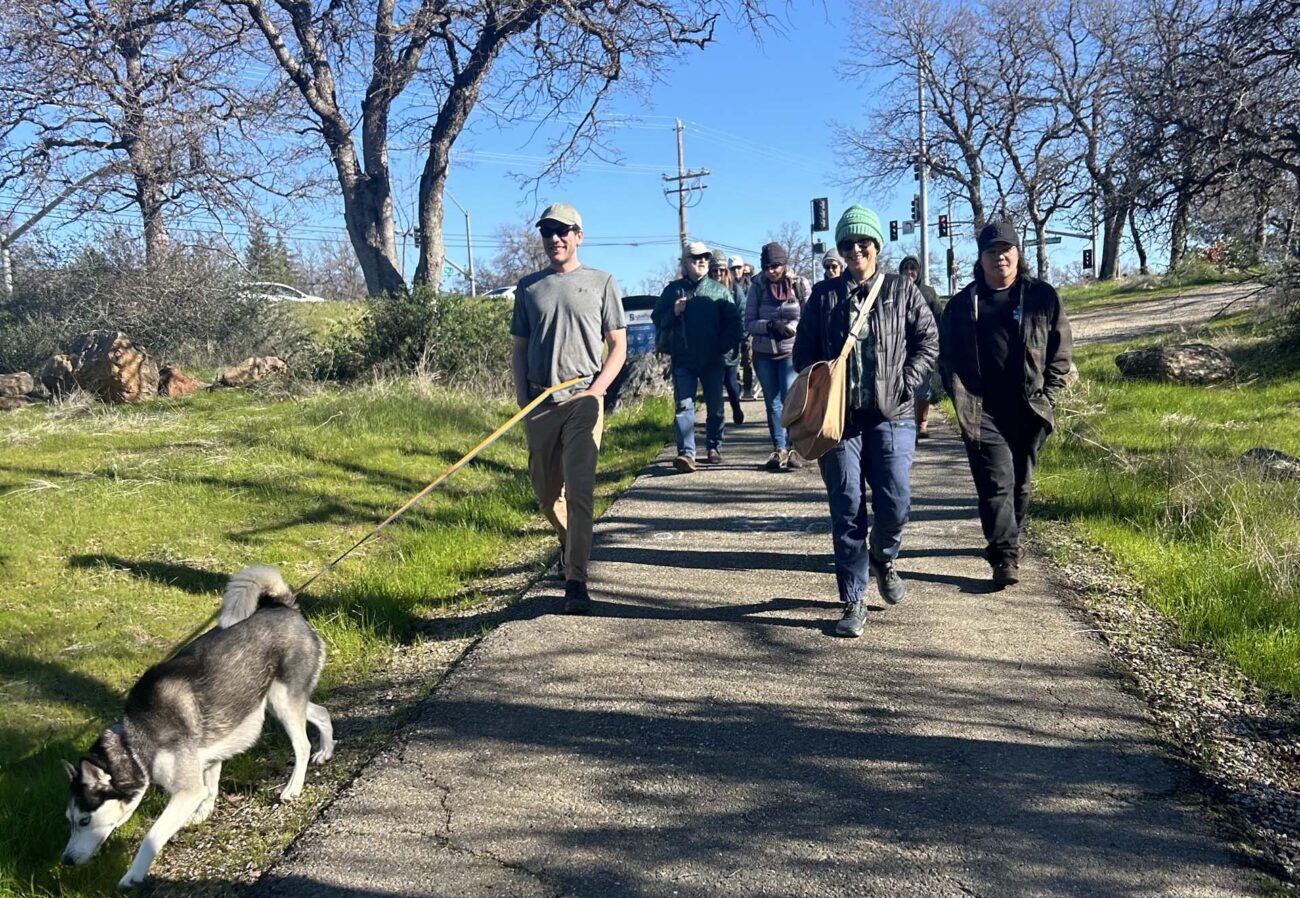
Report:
220,565,295,628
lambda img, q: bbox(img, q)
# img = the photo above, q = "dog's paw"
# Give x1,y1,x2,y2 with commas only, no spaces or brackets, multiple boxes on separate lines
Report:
311,744,334,765
190,797,216,825
118,871,144,890
279,783,303,802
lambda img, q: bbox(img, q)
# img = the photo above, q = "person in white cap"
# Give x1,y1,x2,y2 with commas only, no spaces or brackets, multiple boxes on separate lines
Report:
511,202,627,614
653,241,742,471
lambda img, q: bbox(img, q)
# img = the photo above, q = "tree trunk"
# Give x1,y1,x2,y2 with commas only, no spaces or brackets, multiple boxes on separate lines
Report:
119,35,169,268
1032,220,1049,279
1129,206,1149,275
1099,200,1127,280
1169,190,1191,271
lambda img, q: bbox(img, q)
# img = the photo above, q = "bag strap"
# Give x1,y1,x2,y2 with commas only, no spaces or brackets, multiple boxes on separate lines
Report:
835,272,885,364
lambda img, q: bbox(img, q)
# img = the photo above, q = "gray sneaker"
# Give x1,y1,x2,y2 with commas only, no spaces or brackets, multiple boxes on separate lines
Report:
873,559,905,605
835,601,868,637
547,544,566,581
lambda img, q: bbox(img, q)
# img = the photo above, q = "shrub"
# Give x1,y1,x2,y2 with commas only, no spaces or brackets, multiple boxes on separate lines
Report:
310,288,512,391
0,236,295,373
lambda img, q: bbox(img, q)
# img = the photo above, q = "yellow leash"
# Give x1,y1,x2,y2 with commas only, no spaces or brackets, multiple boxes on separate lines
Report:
290,376,584,598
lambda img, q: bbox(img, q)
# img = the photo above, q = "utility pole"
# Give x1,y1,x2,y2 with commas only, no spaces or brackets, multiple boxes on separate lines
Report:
947,196,956,296
1,230,10,297
917,63,930,286
662,119,709,246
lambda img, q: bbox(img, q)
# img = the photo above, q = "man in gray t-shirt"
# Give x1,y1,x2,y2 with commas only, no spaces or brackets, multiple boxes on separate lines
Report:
510,202,627,614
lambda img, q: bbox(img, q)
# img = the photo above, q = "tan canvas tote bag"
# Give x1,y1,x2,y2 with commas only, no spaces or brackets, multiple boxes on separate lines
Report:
780,272,884,460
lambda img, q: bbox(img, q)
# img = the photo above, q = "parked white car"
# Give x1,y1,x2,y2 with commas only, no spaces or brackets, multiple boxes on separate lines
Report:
241,282,329,303
482,285,517,301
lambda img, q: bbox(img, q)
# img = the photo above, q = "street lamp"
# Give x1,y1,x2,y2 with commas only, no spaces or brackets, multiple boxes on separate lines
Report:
444,189,475,296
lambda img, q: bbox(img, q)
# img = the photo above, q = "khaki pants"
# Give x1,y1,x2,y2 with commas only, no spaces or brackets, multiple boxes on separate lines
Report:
524,395,604,582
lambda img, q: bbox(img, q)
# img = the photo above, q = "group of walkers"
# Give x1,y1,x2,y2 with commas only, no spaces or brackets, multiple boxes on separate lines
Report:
510,201,1073,633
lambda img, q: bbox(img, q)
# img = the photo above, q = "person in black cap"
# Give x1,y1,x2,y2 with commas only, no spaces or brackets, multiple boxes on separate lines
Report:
937,219,1072,588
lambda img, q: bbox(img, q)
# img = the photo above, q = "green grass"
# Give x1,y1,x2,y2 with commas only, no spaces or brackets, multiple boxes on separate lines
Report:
1057,266,1259,313
1035,323,1300,696
0,382,670,897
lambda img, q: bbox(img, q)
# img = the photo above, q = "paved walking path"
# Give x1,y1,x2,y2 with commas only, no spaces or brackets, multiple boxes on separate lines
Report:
253,402,1264,897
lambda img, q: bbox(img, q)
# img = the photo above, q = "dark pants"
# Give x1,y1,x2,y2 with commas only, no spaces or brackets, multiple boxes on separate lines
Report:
817,410,917,603
723,364,741,406
740,340,755,397
962,408,1049,566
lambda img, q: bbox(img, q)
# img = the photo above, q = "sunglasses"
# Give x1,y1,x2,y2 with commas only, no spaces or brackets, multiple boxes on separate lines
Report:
762,262,784,271
689,253,712,262
837,238,875,255
539,224,577,239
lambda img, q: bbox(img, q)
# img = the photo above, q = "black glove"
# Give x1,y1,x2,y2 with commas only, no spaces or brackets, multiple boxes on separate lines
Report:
767,320,796,339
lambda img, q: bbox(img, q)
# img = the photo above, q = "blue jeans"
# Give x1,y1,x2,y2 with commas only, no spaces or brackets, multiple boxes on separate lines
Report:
673,364,725,458
754,355,796,450
817,411,917,603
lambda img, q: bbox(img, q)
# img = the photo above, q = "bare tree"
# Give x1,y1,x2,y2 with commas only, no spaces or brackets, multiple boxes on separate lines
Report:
0,0,281,267
836,0,996,237
231,0,768,296
474,219,552,292
980,0,1080,279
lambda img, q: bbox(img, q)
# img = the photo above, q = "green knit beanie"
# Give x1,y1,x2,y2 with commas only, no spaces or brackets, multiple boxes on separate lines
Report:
835,205,884,250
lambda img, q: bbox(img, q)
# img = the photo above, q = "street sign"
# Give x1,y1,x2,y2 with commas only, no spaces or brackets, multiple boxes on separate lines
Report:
1022,236,1062,246
901,220,915,236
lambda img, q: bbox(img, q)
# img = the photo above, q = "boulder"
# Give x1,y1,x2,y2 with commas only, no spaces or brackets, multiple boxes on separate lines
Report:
217,356,289,388
56,330,159,403
0,372,34,398
616,353,672,403
1239,447,1300,482
1115,343,1236,384
158,366,208,398
0,395,29,412
40,354,77,397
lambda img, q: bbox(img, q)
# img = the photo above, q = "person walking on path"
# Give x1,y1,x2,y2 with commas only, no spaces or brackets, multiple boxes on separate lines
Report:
511,203,628,614
794,206,939,637
653,241,743,472
900,255,945,438
710,250,747,426
821,248,844,281
729,255,756,400
745,241,810,472
938,219,1073,588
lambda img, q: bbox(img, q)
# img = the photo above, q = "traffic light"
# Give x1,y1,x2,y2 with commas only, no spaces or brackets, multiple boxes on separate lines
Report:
938,214,949,238
812,240,825,254
811,197,829,232
910,195,919,222
889,220,899,242
1082,249,1094,272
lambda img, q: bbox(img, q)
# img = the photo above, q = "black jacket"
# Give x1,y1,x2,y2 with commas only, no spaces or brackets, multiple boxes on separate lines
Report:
652,275,742,371
793,271,939,422
938,274,1073,439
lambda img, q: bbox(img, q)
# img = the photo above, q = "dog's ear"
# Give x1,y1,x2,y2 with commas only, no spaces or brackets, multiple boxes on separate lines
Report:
79,760,111,788
62,760,77,781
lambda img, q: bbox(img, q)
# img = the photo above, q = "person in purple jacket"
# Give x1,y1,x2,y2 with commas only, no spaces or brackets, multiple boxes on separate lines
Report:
745,242,811,471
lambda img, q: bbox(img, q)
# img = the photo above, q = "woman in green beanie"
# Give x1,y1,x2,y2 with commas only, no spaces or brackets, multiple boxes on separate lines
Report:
793,205,939,638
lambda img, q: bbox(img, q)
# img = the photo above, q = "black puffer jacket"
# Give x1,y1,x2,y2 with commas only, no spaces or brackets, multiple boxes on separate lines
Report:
938,274,1073,440
793,272,939,422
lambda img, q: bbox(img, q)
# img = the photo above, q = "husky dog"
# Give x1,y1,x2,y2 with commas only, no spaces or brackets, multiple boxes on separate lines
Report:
61,566,335,888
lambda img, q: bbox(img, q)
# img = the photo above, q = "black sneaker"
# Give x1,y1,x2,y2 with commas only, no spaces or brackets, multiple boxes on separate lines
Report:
730,401,745,425
835,601,867,637
872,559,905,604
992,562,1020,588
562,580,592,614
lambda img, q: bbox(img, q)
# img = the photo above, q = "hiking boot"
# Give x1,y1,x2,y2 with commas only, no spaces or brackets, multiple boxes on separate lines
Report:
673,454,697,473
835,601,868,637
785,450,804,469
765,450,786,471
872,558,905,604
562,580,592,614
730,401,745,425
547,543,566,580
707,448,722,465
992,562,1020,588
